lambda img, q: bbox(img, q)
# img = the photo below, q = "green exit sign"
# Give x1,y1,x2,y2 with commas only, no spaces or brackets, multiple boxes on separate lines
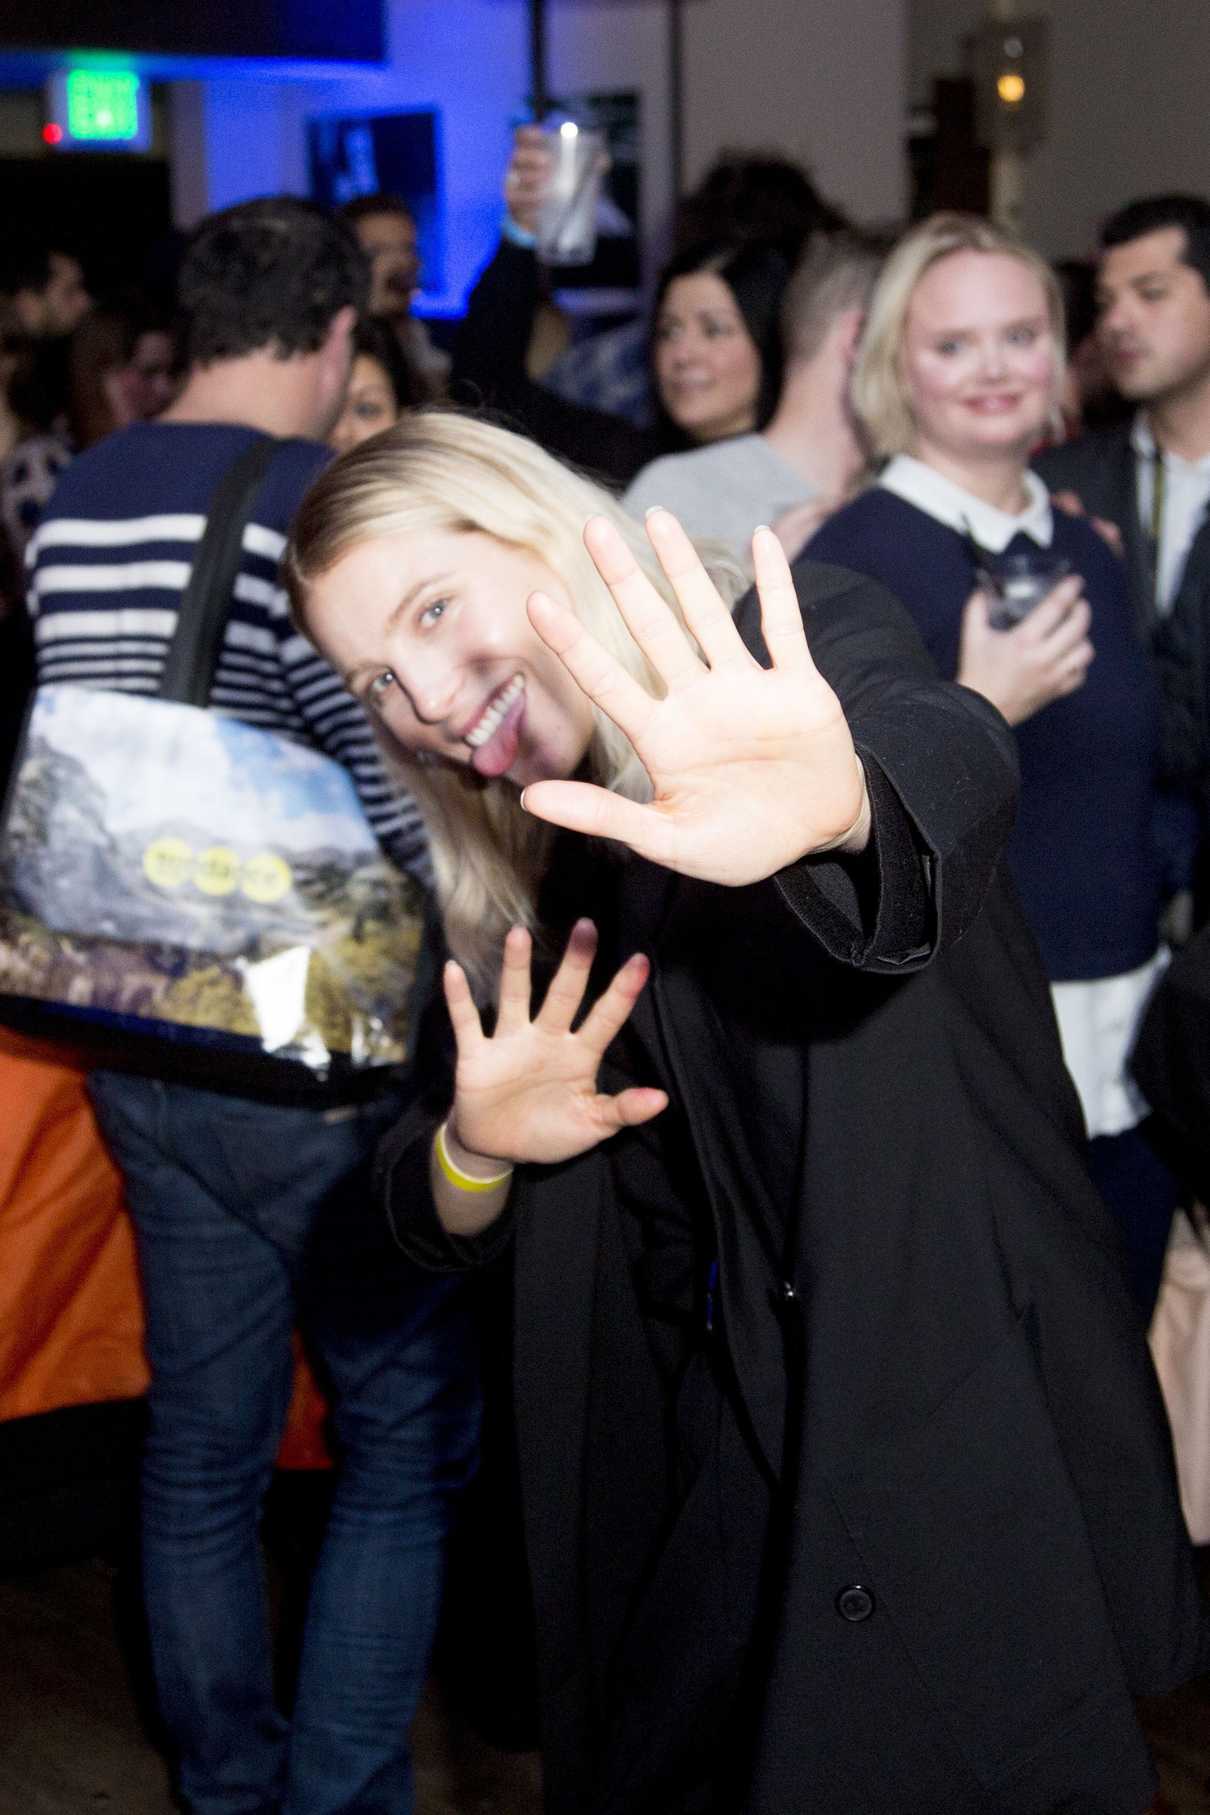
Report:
45,68,151,153
67,71,140,141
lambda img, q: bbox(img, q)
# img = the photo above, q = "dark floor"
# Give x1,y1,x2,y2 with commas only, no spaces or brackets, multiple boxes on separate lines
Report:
0,1551,543,1814
3,1551,1210,1814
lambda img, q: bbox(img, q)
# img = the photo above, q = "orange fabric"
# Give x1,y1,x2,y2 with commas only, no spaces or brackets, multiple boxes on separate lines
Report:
0,1032,330,1465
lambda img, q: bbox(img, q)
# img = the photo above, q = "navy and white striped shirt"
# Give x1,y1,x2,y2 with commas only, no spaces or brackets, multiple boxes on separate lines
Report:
26,421,427,878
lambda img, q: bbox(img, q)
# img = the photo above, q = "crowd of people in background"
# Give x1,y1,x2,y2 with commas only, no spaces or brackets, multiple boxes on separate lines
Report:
7,120,1210,1815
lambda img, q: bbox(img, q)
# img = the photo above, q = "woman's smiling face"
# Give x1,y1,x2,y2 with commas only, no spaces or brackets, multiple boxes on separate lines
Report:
900,249,1059,470
304,527,596,788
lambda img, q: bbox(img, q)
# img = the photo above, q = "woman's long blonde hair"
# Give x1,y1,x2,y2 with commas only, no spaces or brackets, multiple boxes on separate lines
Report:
851,211,1067,458
286,410,745,989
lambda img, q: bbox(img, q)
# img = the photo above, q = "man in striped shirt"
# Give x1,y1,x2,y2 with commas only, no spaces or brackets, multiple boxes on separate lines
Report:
26,197,477,1815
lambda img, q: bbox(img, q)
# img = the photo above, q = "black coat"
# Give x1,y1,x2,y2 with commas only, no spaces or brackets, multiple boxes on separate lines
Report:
380,563,1207,1813
1037,427,1210,878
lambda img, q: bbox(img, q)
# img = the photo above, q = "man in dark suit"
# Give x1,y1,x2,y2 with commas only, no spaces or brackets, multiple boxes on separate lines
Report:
1037,194,1210,914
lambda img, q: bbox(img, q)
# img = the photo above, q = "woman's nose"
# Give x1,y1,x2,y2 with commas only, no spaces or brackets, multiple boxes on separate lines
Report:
978,338,1008,377
407,659,461,726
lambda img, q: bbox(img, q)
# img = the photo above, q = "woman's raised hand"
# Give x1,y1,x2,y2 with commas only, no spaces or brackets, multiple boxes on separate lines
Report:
957,574,1094,726
521,509,870,885
444,920,666,1170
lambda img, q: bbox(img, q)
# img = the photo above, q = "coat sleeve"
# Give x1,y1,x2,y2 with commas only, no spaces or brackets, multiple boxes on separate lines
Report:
449,238,657,489
1153,570,1210,783
750,561,1020,972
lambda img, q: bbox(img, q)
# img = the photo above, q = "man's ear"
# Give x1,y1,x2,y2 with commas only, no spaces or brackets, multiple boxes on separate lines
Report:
837,306,865,366
325,303,358,364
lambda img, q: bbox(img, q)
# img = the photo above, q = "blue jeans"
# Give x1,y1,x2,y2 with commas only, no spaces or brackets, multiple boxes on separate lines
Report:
88,1072,479,1815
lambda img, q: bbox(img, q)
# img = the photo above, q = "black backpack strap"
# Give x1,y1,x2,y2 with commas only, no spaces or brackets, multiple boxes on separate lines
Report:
159,435,280,707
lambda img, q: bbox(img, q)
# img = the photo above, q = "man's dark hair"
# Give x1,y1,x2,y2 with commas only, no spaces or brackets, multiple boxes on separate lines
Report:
340,192,416,229
673,152,849,264
177,197,370,369
1100,194,1210,293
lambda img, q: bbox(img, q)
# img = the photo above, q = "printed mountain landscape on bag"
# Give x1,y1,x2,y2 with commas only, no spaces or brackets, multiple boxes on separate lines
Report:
0,686,422,1066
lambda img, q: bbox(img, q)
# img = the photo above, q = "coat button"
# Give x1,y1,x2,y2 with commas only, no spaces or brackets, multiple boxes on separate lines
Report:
835,1583,875,1622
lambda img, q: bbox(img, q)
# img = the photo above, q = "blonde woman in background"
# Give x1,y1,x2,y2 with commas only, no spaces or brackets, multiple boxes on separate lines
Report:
807,211,1175,1320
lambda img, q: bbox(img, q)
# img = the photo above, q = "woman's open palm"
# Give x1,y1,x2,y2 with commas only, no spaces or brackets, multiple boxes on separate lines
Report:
521,510,869,884
445,920,666,1168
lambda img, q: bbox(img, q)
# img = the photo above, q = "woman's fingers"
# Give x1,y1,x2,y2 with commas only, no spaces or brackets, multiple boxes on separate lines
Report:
521,779,674,868
1021,572,1085,636
527,591,658,746
582,512,723,686
442,959,485,1054
577,951,654,1055
535,917,598,1034
495,925,535,1034
751,524,815,676
591,1085,668,1133
637,509,753,672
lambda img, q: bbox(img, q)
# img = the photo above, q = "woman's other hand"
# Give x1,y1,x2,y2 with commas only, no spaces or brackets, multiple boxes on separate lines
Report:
957,573,1094,726
445,920,666,1172
520,510,870,884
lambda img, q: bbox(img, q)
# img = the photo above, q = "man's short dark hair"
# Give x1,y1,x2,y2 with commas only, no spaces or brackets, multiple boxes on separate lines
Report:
340,193,416,230
1100,194,1210,293
178,197,370,369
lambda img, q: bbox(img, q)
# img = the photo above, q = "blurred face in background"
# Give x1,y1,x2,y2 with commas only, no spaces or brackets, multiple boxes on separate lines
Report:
119,329,178,421
900,250,1058,476
328,353,401,454
653,271,763,443
43,254,91,336
1096,227,1210,407
354,211,421,321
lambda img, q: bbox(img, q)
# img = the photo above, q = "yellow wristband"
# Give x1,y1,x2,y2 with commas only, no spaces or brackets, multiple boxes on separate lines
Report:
433,1120,514,1193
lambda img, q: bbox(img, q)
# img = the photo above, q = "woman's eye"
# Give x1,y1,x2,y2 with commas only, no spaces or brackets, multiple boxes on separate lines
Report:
419,598,448,628
934,338,961,356
366,670,397,708
354,400,388,421
1007,324,1039,345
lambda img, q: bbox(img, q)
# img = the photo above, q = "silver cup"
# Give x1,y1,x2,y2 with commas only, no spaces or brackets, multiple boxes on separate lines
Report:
534,120,607,268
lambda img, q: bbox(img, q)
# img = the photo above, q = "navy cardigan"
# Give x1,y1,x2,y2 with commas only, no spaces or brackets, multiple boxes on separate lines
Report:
806,487,1160,982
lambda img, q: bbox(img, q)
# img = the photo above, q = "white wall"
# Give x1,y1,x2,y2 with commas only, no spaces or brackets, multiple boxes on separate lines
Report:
683,0,907,228
910,0,1210,257
169,0,908,307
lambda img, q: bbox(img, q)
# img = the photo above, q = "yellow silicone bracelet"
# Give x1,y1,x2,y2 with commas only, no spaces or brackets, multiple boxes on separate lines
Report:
433,1121,514,1193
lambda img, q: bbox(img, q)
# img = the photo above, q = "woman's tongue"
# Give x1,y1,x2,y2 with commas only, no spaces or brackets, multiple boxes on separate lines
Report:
470,688,526,778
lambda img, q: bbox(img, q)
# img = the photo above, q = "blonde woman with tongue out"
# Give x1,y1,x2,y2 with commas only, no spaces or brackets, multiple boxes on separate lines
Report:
287,409,1205,1815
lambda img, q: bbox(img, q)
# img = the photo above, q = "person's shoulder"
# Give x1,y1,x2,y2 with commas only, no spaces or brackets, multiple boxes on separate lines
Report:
805,483,927,557
1034,425,1131,489
627,438,748,491
262,435,331,507
1049,497,1132,597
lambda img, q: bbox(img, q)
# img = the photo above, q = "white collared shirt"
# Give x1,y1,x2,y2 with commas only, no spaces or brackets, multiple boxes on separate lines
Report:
879,453,1054,551
878,450,1157,1141
1132,414,1210,614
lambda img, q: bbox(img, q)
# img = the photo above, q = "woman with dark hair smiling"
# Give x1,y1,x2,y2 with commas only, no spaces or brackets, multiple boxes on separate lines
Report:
451,133,790,487
329,317,430,454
